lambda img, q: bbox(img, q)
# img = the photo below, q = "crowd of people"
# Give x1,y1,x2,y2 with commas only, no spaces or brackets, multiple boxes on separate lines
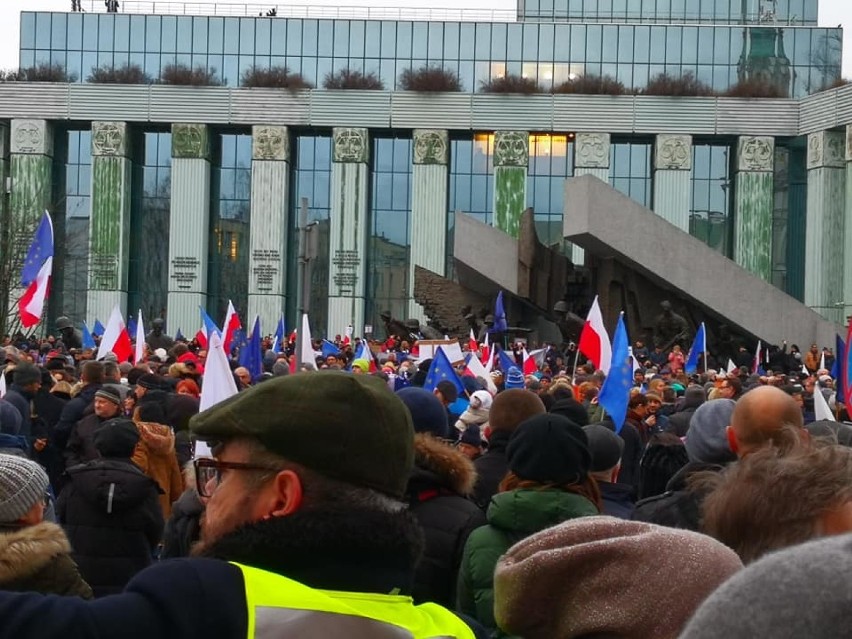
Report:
0,317,850,638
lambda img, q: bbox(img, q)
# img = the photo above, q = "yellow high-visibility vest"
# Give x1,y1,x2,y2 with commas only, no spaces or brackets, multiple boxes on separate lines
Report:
235,562,477,639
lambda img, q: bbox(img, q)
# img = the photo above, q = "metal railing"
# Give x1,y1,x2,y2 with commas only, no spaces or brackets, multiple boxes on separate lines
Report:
79,1,517,21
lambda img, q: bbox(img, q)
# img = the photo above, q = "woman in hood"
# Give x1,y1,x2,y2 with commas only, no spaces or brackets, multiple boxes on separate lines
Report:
131,401,184,519
455,390,492,435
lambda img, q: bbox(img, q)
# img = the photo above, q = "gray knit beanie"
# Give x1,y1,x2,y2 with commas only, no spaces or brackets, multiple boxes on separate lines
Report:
680,533,852,639
0,454,49,523
684,399,737,464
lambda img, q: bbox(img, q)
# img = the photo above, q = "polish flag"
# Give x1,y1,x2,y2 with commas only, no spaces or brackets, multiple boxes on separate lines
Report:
468,329,478,354
134,309,146,364
197,331,239,458
222,300,242,355
195,307,220,349
480,333,491,367
523,348,546,376
343,324,353,347
97,304,133,362
577,296,612,374
753,340,762,375
466,351,498,394
18,212,54,329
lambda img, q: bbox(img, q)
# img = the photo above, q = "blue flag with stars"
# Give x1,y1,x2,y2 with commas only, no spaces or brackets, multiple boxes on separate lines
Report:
20,212,54,287
598,313,632,434
684,322,706,374
93,319,105,336
498,348,517,374
490,291,508,333
127,316,137,340
81,322,96,350
834,334,846,405
321,339,341,359
271,316,286,355
423,347,465,396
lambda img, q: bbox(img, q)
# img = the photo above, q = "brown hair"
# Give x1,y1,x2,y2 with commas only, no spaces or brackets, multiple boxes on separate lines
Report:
698,441,852,563
499,471,602,512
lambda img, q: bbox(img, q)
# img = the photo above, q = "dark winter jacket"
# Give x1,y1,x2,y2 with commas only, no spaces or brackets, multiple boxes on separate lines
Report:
0,505,486,639
599,416,642,491
161,488,204,559
405,434,486,608
3,385,35,439
0,522,92,598
600,480,636,519
666,406,699,438
54,383,101,452
457,488,599,631
471,429,511,510
64,413,110,470
56,459,164,597
631,461,723,531
34,388,69,487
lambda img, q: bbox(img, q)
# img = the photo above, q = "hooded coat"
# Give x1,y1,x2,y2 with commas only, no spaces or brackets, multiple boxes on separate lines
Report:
56,459,164,597
665,387,706,438
131,421,184,518
0,521,92,598
405,434,486,608
457,488,599,632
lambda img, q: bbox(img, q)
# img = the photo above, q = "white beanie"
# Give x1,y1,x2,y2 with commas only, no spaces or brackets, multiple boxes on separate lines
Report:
0,454,49,523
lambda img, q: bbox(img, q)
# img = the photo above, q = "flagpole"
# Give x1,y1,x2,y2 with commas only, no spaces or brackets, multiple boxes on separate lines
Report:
570,347,581,385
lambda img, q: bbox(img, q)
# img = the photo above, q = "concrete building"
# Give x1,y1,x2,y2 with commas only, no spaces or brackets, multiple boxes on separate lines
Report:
2,0,849,342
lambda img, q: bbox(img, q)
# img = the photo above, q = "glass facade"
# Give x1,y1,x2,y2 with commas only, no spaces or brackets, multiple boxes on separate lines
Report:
20,12,840,96
690,142,733,257
128,130,170,322
528,134,574,247
366,136,412,337
51,129,91,326
449,135,494,226
611,141,653,208
209,132,252,322
518,0,818,25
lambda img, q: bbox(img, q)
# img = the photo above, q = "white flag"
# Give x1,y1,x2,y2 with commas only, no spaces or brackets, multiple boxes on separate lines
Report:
299,314,317,370
467,351,498,394
727,359,737,375
197,332,240,458
96,304,127,361
134,309,146,365
814,386,836,422
819,351,826,372
0,371,6,399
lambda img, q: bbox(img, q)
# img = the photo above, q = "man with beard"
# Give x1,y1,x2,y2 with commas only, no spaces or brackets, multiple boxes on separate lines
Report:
0,373,484,639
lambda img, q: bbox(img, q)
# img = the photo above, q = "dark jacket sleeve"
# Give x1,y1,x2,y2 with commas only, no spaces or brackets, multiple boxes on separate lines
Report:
55,399,83,451
142,486,166,548
63,422,85,470
0,559,247,639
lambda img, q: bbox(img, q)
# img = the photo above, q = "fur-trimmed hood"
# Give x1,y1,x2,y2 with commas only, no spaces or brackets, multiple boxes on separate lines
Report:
409,433,477,496
136,421,175,455
0,522,72,584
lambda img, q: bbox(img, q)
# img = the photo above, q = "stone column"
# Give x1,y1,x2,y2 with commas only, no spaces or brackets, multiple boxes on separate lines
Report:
248,125,289,333
327,127,370,337
734,136,775,281
845,126,852,320
0,124,8,265
493,131,529,239
653,134,692,231
87,122,132,322
571,133,611,264
805,130,846,324
167,123,211,335
408,129,449,320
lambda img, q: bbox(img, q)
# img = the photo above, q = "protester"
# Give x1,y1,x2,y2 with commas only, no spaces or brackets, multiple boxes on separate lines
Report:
131,402,184,518
584,424,634,519
64,385,123,469
55,361,105,456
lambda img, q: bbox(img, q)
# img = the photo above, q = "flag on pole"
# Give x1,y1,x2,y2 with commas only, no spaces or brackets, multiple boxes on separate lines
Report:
18,211,54,329
423,347,465,395
343,324,353,347
598,313,632,434
197,331,239,457
238,316,263,382
465,352,498,394
97,304,132,362
321,339,341,359
819,350,826,372
196,307,221,349
175,328,184,342
134,309,146,365
468,329,478,354
127,315,138,341
577,295,612,374
844,322,852,412
498,348,517,374
814,383,836,422
93,319,105,336
491,291,508,333
271,316,286,355
684,322,706,374
354,341,377,373
222,300,242,355
727,359,737,375
299,314,317,370
0,373,6,399
523,348,546,376
832,335,845,405
81,323,96,350
802,363,809,376
752,340,762,375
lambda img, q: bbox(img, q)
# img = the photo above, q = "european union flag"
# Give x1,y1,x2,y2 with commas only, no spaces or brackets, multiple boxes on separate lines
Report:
321,339,341,359
684,322,706,374
127,316,137,340
175,328,184,342
498,347,517,374
238,316,263,382
93,319,105,336
598,313,632,434
271,316,286,355
81,322,96,350
832,334,845,405
423,347,465,396
20,212,54,287
491,291,508,333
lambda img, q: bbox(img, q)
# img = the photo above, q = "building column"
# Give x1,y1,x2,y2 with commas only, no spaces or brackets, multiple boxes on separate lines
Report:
87,122,132,322
653,134,692,231
247,125,289,333
408,129,449,321
805,130,846,324
734,136,775,281
493,130,529,239
845,126,852,321
327,127,369,337
571,133,611,264
167,123,211,335
0,123,8,263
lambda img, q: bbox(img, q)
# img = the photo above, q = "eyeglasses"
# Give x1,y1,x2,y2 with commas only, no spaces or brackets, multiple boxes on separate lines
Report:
193,458,282,498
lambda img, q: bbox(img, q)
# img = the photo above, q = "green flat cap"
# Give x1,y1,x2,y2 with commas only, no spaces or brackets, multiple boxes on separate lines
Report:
190,372,414,499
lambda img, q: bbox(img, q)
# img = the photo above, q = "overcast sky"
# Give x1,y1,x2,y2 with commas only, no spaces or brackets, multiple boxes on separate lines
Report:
0,0,849,74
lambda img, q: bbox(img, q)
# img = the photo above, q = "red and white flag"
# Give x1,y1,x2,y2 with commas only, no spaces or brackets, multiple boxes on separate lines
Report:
578,296,612,374
468,329,478,354
480,333,491,367
753,340,762,374
222,300,241,355
299,314,318,370
343,324,353,347
134,309,146,364
466,352,498,394
18,212,54,329
97,304,132,362
523,348,546,376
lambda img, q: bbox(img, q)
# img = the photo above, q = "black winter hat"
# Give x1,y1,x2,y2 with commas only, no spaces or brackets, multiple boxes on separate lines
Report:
550,398,590,426
12,363,41,387
583,424,625,472
93,418,140,459
396,387,449,439
507,414,592,485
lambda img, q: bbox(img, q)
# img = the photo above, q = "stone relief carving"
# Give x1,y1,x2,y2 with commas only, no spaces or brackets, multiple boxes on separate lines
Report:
252,125,289,161
574,133,611,169
493,131,529,167
413,129,449,165
333,128,369,163
11,119,52,156
807,131,845,170
171,123,209,159
92,122,128,157
847,125,852,163
655,134,692,170
738,136,774,172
